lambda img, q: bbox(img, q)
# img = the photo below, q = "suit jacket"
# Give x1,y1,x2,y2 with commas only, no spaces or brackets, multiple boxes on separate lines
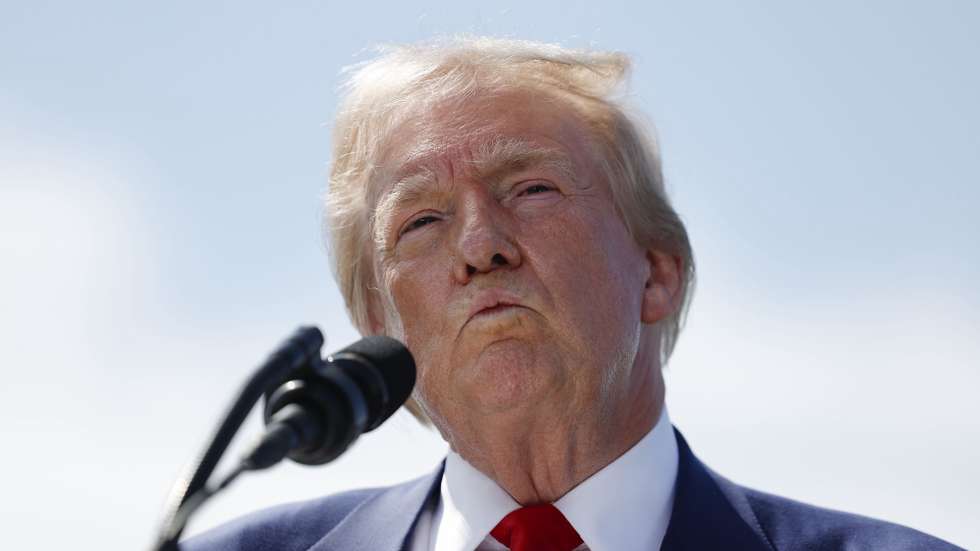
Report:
182,430,962,551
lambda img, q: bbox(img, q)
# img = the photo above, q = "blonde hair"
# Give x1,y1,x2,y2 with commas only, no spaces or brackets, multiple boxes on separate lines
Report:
324,37,695,417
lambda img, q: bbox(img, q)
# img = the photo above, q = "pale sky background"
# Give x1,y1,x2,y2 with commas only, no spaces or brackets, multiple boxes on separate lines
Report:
1,1,977,549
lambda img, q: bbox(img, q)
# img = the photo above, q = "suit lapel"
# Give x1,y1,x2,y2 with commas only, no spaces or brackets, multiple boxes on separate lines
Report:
306,429,774,551
661,430,774,551
307,463,443,551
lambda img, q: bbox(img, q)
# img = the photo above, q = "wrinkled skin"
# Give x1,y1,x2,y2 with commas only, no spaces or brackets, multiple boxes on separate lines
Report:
371,90,682,504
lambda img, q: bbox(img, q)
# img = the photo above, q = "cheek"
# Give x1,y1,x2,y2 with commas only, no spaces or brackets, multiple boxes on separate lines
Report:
385,256,454,374
523,209,646,347
388,264,440,335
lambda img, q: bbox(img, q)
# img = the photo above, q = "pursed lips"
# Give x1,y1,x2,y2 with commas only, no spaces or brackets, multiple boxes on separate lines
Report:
462,289,529,330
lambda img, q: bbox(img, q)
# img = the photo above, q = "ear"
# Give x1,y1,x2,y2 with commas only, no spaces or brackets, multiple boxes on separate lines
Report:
365,287,387,335
363,251,390,335
641,248,684,325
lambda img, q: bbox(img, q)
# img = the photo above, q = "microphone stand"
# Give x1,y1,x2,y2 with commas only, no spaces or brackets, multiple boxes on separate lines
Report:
151,326,325,551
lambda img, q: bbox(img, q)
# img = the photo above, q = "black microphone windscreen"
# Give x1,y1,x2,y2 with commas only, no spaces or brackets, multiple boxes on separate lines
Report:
334,335,416,426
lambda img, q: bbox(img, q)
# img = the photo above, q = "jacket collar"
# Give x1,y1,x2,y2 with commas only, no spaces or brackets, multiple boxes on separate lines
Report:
308,427,774,551
307,463,443,551
661,429,774,551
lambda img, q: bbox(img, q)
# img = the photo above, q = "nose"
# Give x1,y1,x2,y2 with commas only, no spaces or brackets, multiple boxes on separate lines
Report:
452,190,522,283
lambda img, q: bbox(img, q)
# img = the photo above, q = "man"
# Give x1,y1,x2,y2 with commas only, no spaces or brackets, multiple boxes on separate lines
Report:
185,37,961,551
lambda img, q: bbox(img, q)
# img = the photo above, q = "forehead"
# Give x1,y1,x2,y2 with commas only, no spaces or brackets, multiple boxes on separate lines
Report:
376,90,601,189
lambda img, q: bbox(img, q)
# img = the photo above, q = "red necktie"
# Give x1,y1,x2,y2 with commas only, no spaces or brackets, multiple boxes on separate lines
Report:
490,504,584,551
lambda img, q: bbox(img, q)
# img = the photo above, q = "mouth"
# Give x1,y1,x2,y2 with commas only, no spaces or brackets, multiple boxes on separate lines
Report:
461,303,527,335
472,302,522,319
462,290,529,330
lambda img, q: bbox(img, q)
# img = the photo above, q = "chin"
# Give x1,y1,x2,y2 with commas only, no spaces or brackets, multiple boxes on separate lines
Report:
459,339,564,413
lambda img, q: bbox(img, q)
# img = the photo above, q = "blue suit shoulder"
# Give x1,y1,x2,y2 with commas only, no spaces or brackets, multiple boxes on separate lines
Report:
180,486,382,551
179,465,441,551
181,433,964,551
664,430,964,551
739,482,964,551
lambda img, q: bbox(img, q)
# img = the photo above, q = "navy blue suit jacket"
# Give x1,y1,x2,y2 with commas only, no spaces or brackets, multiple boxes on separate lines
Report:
183,430,962,550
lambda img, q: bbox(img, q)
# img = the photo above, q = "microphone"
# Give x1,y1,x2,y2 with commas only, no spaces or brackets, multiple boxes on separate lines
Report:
242,335,416,470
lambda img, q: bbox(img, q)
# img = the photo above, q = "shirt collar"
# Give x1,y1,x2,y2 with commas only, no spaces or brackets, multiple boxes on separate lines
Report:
433,407,678,551
434,444,518,551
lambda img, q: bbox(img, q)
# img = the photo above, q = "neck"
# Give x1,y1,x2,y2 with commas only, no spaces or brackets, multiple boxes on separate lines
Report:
446,366,665,505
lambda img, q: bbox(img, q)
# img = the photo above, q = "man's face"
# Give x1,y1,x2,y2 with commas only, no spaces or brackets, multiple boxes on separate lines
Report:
372,91,654,437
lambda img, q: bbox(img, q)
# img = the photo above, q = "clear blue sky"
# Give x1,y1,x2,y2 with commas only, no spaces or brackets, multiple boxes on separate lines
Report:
1,1,977,549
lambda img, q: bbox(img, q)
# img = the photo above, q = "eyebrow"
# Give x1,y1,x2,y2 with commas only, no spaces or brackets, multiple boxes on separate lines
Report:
378,167,441,218
470,137,579,188
373,137,580,247
380,137,578,213
372,167,442,246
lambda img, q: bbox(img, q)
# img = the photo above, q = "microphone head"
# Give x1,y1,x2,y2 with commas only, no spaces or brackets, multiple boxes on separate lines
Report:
262,333,417,466
330,335,416,430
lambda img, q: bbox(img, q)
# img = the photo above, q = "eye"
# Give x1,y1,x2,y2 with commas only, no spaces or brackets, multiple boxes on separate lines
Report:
517,181,557,196
401,215,439,235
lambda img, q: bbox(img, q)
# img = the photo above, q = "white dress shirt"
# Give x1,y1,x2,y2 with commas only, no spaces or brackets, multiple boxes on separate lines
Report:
410,407,679,551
